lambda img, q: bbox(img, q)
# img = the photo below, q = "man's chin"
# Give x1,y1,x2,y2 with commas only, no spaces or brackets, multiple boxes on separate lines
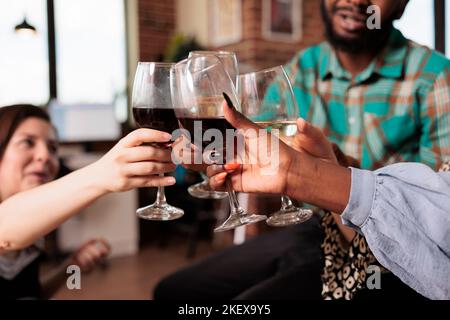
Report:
327,35,367,53
335,32,364,43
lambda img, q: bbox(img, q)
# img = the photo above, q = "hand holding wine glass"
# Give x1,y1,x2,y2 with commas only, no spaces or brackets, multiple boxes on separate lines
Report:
205,101,298,195
91,128,177,194
171,55,267,232
131,62,184,221
205,105,339,200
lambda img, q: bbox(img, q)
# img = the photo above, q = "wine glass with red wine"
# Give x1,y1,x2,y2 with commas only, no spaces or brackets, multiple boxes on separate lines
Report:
131,62,184,221
182,51,239,200
170,56,267,232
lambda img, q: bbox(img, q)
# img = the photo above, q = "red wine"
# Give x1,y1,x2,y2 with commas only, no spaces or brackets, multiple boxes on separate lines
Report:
178,117,234,148
133,107,179,148
177,116,237,164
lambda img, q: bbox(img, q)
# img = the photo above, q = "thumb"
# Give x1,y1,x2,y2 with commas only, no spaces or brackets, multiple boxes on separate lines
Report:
295,118,334,158
223,92,260,131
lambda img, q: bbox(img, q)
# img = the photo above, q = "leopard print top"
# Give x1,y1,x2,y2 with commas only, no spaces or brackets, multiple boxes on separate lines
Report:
439,161,450,172
320,212,387,300
320,161,450,300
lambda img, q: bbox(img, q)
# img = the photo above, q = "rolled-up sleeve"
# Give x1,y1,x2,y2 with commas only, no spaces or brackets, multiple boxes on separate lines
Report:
341,163,450,300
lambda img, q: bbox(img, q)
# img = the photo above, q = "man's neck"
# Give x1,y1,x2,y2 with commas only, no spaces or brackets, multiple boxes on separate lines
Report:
336,49,378,78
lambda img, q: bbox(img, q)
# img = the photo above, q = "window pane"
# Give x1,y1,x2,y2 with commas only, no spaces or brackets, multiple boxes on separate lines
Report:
0,0,49,106
394,0,435,49
54,0,127,109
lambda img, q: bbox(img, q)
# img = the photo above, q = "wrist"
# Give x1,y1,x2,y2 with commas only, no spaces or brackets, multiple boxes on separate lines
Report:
77,163,109,198
285,152,351,213
285,152,306,200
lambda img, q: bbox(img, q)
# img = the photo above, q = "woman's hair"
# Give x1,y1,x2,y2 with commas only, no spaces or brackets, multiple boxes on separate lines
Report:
0,104,51,159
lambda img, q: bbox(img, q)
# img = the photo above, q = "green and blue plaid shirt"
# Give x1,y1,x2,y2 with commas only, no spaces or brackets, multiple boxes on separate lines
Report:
284,28,450,170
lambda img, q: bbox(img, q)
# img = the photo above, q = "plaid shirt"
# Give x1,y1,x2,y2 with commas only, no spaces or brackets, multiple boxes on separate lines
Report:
284,29,450,170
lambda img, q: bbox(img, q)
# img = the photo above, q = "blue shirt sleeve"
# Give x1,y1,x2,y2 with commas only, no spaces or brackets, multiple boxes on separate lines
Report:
341,163,450,300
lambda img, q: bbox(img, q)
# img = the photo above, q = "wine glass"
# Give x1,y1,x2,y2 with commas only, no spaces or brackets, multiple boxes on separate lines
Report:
189,51,239,85
131,62,184,221
170,55,267,232
183,51,239,200
237,66,314,227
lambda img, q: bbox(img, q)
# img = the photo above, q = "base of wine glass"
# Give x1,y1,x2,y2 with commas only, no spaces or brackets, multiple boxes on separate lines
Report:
266,207,314,227
214,209,267,233
136,203,184,221
188,180,228,199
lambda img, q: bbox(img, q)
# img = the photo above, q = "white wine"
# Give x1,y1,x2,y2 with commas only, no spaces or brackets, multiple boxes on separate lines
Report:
255,121,297,144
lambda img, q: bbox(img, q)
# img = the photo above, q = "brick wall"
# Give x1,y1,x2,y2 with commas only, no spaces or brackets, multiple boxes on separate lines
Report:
217,0,325,70
137,0,324,69
138,0,176,62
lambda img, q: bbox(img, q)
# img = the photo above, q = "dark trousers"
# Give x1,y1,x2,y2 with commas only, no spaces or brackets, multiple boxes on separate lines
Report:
154,215,324,300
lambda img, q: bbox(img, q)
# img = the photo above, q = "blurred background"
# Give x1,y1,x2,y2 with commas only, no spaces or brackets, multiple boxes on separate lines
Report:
0,0,448,299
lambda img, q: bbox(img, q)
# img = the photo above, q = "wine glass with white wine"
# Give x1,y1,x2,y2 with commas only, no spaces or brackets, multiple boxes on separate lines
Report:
237,66,314,227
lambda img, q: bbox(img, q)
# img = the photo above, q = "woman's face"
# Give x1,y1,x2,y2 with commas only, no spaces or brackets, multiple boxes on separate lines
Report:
0,118,59,201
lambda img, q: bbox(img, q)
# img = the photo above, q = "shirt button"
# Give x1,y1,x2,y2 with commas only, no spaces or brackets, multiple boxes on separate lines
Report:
349,117,356,124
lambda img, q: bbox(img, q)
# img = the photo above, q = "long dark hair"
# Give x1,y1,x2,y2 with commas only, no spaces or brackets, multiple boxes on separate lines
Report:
0,104,51,159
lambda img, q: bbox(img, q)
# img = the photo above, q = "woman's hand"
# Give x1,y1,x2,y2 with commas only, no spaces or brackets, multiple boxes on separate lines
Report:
171,134,209,173
70,238,110,273
206,103,339,194
206,102,298,195
89,129,177,194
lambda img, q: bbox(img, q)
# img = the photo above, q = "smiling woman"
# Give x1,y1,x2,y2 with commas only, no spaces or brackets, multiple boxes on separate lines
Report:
0,104,178,299
0,105,59,201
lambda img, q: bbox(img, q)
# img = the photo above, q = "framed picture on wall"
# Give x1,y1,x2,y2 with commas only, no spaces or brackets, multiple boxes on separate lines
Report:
209,0,242,47
262,0,302,42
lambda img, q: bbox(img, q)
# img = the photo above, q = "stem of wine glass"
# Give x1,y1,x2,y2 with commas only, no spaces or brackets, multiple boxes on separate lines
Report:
280,195,294,210
155,173,167,205
200,171,209,181
225,178,244,214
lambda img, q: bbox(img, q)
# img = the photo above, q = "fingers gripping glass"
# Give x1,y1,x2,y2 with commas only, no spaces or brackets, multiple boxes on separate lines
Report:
238,66,313,227
171,56,267,232
131,62,184,221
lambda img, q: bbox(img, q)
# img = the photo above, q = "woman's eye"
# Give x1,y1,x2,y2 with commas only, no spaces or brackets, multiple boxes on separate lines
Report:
48,144,58,154
21,138,34,147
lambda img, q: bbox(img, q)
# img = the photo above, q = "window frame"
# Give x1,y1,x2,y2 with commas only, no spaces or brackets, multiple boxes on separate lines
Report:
434,0,446,54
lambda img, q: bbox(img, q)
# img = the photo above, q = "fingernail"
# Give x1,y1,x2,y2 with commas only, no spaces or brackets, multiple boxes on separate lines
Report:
224,163,241,171
162,132,172,140
216,172,228,182
297,118,307,133
223,92,235,110
167,177,176,185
